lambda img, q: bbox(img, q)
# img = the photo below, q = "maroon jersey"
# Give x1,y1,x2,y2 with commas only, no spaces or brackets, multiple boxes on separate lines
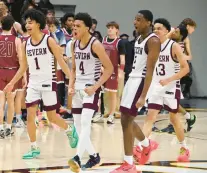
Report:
21,35,30,42
0,34,19,68
102,36,120,72
62,28,73,42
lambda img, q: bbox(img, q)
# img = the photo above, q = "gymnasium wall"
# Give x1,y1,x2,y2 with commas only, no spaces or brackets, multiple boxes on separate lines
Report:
51,0,207,97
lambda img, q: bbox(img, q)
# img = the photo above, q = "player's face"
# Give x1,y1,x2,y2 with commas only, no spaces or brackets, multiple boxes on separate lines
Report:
107,26,118,37
66,17,74,29
171,28,181,41
48,24,56,33
91,23,97,31
186,25,195,35
25,18,41,35
73,20,89,40
153,23,168,38
134,13,150,34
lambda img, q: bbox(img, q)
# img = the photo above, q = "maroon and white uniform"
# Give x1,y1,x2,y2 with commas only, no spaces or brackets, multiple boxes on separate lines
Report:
0,34,19,92
120,33,158,116
72,37,102,114
148,39,181,113
102,36,120,92
25,34,58,111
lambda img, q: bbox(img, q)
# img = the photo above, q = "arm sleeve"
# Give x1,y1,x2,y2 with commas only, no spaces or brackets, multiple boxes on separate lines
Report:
118,39,126,55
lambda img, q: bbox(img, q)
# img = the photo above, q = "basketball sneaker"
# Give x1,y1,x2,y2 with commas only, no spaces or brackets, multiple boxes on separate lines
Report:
15,119,25,128
107,114,115,124
110,161,139,173
160,124,175,133
186,114,196,131
0,129,5,139
68,155,81,173
177,147,190,162
66,125,79,148
22,147,40,159
5,128,14,137
82,153,101,170
139,140,152,165
92,112,104,123
133,145,142,162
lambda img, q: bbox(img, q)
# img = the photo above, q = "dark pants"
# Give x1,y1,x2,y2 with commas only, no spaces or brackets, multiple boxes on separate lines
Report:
181,76,193,96
57,83,65,106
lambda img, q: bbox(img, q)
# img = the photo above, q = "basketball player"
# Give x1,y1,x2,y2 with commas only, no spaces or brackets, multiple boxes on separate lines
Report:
161,20,197,133
67,13,113,172
61,13,74,42
4,9,78,159
111,10,161,173
0,15,22,138
102,21,125,124
134,18,190,163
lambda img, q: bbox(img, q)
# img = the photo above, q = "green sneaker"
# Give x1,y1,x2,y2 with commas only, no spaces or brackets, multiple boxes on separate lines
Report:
66,125,79,148
187,113,196,132
22,147,40,159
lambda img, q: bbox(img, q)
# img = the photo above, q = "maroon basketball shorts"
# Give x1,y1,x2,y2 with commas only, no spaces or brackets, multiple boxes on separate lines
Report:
0,69,18,92
148,95,179,113
120,77,144,116
104,72,118,92
56,69,65,84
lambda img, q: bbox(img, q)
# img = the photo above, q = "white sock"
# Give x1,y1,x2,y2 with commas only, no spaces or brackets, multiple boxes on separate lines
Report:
16,114,22,121
184,112,191,120
140,137,150,147
65,125,73,133
77,109,96,159
137,142,143,150
6,124,11,129
0,124,4,130
31,141,37,148
67,109,72,114
124,155,133,165
180,140,187,149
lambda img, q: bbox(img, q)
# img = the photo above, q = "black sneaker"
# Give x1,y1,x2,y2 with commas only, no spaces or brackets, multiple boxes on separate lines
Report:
62,112,73,120
152,126,160,132
160,124,175,134
5,128,14,137
68,155,81,173
82,153,101,170
186,114,196,132
0,130,5,139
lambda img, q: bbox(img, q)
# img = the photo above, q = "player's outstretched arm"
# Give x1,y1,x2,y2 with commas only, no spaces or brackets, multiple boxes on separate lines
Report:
141,37,161,98
48,37,71,79
92,40,114,90
4,40,28,92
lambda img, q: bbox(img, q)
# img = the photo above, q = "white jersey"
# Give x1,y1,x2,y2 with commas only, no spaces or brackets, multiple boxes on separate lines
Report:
74,36,102,90
151,39,181,99
26,34,56,91
130,33,157,78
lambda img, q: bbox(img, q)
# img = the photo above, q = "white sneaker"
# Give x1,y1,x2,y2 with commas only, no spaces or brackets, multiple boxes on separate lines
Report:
107,115,114,124
92,113,104,123
15,120,25,128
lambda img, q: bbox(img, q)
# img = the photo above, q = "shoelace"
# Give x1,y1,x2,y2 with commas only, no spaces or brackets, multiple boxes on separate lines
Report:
180,148,186,155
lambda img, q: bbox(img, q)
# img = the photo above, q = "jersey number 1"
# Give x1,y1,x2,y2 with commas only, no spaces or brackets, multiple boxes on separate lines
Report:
34,57,40,70
79,61,85,74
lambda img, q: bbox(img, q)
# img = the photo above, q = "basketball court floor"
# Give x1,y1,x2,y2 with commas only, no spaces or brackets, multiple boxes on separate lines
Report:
0,100,207,173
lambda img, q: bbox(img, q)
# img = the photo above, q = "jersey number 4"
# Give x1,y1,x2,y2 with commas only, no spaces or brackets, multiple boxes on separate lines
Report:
79,61,85,75
156,63,165,76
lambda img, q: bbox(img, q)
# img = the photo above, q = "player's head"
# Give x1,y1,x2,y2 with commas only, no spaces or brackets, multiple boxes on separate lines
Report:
1,15,15,31
47,17,59,33
63,13,74,29
106,21,119,37
0,5,8,21
134,10,153,34
24,9,46,35
180,18,196,35
73,13,92,40
171,25,188,42
46,10,55,18
91,18,98,32
154,18,171,38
